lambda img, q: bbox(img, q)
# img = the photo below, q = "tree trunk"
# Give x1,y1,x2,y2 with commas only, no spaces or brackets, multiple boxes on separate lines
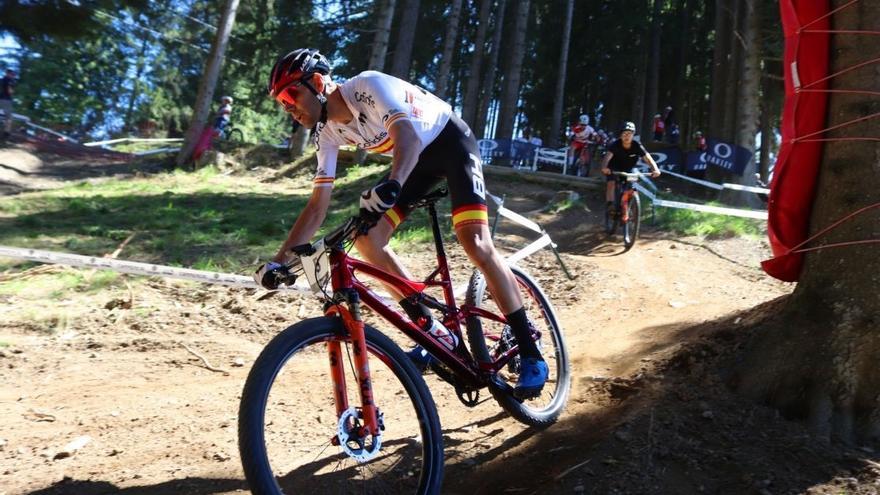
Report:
176,0,240,167
434,0,464,99
708,0,733,140
642,0,663,137
726,0,761,205
548,0,574,148
495,0,530,143
475,0,508,139
734,0,880,444
289,124,309,159
758,73,773,183
721,0,743,142
461,0,493,128
389,0,421,79
356,0,397,165
672,0,691,140
369,0,397,71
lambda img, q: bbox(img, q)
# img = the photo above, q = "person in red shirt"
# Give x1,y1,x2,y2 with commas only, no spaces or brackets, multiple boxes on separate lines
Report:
569,114,595,176
694,130,707,151
652,113,664,141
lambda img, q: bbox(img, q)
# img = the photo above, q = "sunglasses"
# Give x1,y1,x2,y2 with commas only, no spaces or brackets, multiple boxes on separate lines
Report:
275,80,305,112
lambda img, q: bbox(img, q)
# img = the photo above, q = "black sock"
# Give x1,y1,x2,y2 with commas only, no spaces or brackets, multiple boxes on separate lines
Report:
399,299,433,328
505,307,542,360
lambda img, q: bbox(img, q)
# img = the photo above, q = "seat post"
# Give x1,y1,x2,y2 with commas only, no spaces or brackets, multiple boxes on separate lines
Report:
427,203,447,259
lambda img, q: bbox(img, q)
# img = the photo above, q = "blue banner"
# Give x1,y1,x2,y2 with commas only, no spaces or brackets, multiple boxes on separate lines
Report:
477,138,540,166
705,139,751,176
686,151,708,172
647,147,684,171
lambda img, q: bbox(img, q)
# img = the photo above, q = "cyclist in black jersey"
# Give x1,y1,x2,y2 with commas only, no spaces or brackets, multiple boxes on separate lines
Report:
254,49,548,399
600,121,661,206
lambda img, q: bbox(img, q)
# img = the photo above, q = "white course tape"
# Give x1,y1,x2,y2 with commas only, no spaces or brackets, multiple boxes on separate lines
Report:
497,206,543,234
652,199,768,220
721,182,770,194
0,246,313,295
505,234,553,264
133,147,181,156
662,169,724,190
84,137,184,147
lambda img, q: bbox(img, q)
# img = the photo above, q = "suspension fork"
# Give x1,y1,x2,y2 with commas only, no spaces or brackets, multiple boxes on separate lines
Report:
325,290,380,436
620,188,633,223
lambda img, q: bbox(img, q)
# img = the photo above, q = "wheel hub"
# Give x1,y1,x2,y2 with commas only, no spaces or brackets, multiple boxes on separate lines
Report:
336,407,383,462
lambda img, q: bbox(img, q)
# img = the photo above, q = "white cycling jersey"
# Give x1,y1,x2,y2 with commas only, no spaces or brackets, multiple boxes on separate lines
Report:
313,71,452,189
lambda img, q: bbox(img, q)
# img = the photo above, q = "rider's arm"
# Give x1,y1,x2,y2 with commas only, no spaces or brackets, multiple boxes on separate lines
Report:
386,119,422,185
639,144,661,175
272,186,332,262
600,151,613,173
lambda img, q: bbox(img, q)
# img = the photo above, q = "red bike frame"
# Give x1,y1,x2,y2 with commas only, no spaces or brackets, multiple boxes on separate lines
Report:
318,204,526,437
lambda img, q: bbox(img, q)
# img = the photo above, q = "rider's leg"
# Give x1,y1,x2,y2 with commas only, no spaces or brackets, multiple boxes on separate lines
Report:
454,221,541,360
605,178,616,204
353,215,414,302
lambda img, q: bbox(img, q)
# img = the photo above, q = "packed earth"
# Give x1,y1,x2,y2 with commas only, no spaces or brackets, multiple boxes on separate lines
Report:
1,140,879,495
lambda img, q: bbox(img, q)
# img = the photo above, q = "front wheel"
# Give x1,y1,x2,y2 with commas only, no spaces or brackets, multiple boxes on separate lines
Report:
622,192,641,250
226,127,245,143
239,317,444,494
465,267,570,427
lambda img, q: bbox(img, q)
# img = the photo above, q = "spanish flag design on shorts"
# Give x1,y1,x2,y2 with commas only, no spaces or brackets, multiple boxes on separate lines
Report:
383,205,406,229
452,204,488,229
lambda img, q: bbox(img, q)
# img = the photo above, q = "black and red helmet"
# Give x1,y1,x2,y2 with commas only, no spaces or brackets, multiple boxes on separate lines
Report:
268,49,332,97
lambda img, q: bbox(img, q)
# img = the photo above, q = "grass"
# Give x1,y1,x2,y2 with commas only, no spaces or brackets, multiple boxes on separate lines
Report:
0,156,457,283
652,198,766,238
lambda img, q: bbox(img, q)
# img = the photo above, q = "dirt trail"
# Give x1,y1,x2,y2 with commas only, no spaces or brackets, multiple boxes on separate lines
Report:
4,144,874,495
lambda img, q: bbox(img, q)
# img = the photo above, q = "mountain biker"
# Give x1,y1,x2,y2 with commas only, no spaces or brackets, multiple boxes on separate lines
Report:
254,48,548,399
600,121,661,208
212,96,233,137
569,114,595,176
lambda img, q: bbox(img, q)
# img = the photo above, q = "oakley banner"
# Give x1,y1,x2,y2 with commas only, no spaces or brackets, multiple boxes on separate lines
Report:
705,139,752,176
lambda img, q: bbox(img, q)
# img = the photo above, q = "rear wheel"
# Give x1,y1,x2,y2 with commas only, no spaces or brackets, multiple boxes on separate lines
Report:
465,267,570,427
239,317,444,494
622,192,641,250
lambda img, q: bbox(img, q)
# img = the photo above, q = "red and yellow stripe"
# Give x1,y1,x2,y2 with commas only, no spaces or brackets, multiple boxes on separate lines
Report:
367,136,395,154
452,204,488,229
383,112,408,130
313,176,335,188
383,205,405,229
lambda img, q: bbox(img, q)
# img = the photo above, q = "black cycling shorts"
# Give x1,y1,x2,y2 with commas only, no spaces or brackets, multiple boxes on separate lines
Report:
380,114,488,231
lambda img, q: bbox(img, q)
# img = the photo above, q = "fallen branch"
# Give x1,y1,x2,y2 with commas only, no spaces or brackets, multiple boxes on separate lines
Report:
180,342,230,376
554,458,591,481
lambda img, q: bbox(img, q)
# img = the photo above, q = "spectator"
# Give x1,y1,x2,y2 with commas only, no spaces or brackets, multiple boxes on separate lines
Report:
652,113,664,141
528,129,543,147
663,105,674,130
694,130,707,151
668,123,680,145
1,69,16,139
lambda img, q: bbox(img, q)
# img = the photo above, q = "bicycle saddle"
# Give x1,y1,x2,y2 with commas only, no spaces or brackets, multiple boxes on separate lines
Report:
411,188,448,208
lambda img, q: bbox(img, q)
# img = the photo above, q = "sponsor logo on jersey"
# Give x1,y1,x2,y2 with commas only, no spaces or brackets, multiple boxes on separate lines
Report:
354,91,375,108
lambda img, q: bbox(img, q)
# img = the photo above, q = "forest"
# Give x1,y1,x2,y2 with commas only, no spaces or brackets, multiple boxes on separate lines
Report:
2,0,782,182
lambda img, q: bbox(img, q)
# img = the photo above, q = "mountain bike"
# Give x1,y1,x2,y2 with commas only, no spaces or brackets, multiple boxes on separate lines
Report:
604,171,647,250
238,189,570,494
219,123,244,143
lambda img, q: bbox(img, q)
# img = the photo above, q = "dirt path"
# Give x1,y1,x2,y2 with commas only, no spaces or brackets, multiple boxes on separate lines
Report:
8,145,874,495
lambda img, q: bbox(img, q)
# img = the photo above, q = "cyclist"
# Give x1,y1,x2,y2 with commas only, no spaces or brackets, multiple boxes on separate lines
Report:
254,48,548,399
569,114,595,176
600,121,661,209
212,95,233,137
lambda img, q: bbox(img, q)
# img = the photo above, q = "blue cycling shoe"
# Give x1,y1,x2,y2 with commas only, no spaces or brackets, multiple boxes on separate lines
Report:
405,345,435,373
513,358,549,400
